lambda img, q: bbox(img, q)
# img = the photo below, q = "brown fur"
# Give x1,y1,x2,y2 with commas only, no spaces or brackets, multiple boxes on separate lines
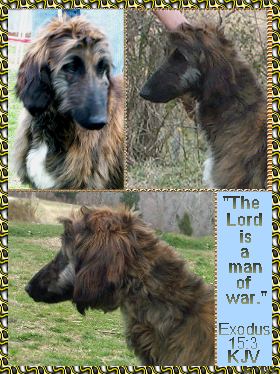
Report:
141,22,267,189
13,17,124,189
26,206,214,365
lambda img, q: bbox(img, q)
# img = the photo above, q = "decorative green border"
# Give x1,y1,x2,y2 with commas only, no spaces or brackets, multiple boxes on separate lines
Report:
1,1,279,372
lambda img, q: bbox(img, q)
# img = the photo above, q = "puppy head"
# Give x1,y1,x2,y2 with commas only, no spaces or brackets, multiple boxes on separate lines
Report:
140,23,202,103
16,16,113,130
140,22,236,103
26,206,140,315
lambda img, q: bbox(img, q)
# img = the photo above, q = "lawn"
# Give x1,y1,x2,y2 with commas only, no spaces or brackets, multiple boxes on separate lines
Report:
9,221,214,365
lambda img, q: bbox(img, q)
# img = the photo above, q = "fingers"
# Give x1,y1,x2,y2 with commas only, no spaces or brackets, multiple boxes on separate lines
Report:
152,10,186,31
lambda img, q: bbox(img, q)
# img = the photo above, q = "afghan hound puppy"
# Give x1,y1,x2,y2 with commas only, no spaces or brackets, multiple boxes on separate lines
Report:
13,16,124,189
140,21,267,189
26,206,214,365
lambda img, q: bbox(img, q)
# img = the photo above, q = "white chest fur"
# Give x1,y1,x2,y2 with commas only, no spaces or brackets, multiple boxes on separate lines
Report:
203,150,215,188
26,142,56,189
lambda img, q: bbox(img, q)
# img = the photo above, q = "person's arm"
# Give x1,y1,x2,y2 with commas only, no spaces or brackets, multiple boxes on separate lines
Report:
152,10,186,31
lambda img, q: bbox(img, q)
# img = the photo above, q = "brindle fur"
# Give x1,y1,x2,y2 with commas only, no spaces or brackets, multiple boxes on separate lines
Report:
140,22,267,189
26,206,214,365
13,17,124,189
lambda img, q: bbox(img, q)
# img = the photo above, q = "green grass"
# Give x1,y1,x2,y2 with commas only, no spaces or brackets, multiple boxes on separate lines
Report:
9,222,64,238
9,222,214,365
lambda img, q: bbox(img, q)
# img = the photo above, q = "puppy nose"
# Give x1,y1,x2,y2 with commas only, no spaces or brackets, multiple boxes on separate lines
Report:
89,115,107,126
25,283,31,295
88,115,107,130
140,85,151,100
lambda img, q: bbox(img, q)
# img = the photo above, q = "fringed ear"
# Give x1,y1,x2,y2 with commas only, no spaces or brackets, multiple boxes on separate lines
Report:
16,54,53,116
203,52,236,101
73,234,127,315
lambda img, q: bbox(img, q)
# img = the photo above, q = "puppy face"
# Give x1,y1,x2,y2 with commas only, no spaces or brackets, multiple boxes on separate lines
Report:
140,47,201,103
50,38,112,130
16,17,112,131
25,250,75,303
26,207,140,314
140,23,202,103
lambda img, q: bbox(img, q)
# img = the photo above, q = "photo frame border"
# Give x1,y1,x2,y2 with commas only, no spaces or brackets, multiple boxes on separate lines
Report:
0,1,279,372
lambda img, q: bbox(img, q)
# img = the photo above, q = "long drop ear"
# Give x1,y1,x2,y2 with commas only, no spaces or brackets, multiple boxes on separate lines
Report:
16,52,53,116
73,237,126,315
203,52,236,101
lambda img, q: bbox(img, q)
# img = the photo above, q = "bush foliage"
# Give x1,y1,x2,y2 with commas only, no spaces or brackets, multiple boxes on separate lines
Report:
120,192,140,209
177,211,193,236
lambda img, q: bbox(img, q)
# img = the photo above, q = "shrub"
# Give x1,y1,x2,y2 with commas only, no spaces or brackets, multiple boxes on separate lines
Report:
120,192,140,209
177,211,193,236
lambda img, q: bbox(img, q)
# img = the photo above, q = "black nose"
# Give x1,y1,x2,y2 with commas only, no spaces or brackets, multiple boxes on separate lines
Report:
25,283,31,295
140,85,151,100
82,115,107,131
89,115,107,130
89,115,106,125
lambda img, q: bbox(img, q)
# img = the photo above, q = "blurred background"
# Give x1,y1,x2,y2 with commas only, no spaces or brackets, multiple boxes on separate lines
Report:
10,190,213,236
8,9,124,189
127,10,267,189
9,191,214,364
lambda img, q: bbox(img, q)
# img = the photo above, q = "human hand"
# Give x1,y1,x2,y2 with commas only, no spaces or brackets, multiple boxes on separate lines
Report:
152,10,186,31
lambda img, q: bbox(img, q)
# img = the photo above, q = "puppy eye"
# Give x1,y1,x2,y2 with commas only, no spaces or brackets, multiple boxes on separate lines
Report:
173,48,187,63
62,57,83,74
97,58,109,76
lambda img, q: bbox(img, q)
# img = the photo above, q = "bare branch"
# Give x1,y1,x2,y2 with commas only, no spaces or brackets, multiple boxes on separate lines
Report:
225,10,236,19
